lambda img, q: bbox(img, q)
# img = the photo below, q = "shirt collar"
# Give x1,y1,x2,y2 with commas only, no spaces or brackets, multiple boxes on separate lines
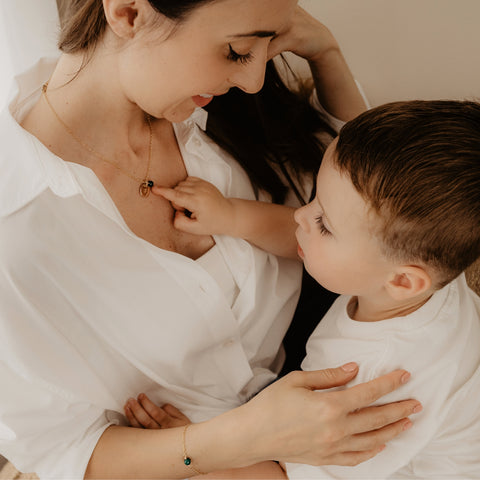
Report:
0,57,81,217
0,57,211,218
190,107,208,131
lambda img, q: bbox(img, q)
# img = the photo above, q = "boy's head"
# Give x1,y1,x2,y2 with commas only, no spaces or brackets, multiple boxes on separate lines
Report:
295,100,480,298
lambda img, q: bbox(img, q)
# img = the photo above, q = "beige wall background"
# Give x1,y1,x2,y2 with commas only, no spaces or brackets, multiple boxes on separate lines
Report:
297,0,480,107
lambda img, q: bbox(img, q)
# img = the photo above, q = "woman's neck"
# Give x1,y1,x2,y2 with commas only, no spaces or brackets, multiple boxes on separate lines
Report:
347,291,433,322
46,52,150,148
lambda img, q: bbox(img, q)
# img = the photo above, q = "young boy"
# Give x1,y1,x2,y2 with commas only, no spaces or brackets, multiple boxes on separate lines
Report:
129,100,480,478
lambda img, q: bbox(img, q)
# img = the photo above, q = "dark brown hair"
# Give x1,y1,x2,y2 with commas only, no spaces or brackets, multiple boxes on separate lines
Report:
205,62,335,203
57,0,335,204
58,0,216,53
335,100,480,285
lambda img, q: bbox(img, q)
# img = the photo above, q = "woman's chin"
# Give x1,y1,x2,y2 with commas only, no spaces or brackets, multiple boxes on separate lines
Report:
164,107,196,123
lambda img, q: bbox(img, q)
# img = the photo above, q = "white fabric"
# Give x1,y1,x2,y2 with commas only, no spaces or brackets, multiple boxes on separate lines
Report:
287,274,480,479
0,0,60,109
0,58,303,479
196,245,240,307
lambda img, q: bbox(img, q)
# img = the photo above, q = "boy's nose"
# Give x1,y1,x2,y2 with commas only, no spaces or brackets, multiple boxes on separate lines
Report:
294,205,310,233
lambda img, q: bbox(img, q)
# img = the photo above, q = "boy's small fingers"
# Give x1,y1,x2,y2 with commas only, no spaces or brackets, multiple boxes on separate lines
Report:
151,185,172,197
157,188,198,212
173,213,203,234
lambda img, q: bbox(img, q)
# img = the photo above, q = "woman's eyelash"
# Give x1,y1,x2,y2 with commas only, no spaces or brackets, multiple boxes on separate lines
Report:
315,216,331,236
227,44,254,65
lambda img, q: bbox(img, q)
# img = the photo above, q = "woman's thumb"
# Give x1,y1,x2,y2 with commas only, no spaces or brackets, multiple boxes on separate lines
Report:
294,363,359,390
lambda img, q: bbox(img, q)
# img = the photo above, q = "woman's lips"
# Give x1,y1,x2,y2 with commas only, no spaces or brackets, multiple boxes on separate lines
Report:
192,94,214,108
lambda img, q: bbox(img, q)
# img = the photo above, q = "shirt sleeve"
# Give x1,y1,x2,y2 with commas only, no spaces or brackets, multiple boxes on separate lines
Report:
0,360,117,479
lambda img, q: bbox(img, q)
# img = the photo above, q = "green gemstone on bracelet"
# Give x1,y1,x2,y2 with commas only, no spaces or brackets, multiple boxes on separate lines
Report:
184,458,192,466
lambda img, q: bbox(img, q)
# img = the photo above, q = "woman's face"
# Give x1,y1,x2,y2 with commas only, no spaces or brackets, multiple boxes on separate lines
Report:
119,0,298,122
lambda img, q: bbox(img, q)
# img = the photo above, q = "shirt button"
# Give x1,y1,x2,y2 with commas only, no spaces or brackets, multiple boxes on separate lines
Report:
192,137,202,148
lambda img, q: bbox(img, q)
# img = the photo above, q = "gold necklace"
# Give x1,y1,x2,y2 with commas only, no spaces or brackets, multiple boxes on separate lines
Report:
42,82,155,198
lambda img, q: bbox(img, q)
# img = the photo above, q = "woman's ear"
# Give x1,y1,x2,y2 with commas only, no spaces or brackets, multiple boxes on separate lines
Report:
103,0,141,39
385,265,432,300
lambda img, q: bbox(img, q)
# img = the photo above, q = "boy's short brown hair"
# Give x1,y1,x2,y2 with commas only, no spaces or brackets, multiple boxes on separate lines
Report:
335,100,480,286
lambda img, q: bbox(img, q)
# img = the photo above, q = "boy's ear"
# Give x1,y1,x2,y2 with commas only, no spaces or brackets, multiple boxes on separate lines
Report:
103,0,143,39
385,265,432,300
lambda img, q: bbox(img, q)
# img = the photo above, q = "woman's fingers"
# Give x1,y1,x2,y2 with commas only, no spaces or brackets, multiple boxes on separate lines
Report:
137,394,171,426
339,370,413,411
347,400,421,436
323,445,386,468
288,363,360,390
345,416,413,453
124,395,191,429
162,403,192,425
124,404,143,428
125,397,162,429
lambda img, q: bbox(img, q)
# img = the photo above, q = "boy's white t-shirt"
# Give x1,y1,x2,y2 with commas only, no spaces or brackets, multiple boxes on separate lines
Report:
286,274,480,479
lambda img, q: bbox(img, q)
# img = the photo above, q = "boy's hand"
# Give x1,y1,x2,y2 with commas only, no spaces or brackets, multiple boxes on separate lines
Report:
152,177,236,236
124,393,191,429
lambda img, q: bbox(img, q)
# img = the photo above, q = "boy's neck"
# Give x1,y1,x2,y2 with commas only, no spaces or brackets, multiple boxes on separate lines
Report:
348,292,433,322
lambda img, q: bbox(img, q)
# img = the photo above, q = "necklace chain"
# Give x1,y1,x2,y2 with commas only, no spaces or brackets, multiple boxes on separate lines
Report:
42,82,155,197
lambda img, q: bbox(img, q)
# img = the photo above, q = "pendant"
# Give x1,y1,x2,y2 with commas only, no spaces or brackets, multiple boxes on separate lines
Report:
139,180,154,197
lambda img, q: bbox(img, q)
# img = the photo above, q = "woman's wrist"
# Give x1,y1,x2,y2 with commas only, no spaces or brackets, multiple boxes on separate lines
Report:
307,43,342,69
186,405,266,474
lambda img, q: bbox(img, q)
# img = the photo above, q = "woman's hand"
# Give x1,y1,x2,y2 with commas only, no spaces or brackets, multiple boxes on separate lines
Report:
268,6,339,63
268,6,367,121
124,394,191,429
228,364,421,468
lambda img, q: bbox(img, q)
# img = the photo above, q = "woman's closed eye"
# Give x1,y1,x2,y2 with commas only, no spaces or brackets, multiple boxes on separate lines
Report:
227,44,254,65
315,215,331,236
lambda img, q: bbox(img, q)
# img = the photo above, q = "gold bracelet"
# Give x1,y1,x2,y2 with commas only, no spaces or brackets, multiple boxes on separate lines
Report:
182,424,205,476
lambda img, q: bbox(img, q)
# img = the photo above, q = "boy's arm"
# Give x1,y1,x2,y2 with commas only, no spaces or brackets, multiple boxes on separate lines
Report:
153,178,299,259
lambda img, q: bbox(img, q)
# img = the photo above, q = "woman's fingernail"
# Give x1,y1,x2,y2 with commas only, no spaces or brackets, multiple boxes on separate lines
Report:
413,403,423,414
403,419,413,431
341,362,358,372
401,372,411,384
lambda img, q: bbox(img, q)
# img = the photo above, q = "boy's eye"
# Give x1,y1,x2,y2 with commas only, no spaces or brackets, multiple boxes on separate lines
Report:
315,216,331,236
227,44,254,65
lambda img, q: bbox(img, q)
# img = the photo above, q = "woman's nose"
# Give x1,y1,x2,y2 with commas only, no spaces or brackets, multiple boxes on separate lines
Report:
229,54,267,94
294,204,311,233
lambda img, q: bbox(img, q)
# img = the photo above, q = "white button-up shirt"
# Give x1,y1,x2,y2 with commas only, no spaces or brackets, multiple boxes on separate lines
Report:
0,58,302,479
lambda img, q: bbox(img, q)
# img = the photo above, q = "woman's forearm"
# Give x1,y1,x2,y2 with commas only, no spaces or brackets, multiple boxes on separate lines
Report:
85,408,257,479
86,367,421,479
196,461,287,480
309,47,367,122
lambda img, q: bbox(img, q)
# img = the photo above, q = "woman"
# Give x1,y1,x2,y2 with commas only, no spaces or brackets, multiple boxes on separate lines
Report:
0,0,420,478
